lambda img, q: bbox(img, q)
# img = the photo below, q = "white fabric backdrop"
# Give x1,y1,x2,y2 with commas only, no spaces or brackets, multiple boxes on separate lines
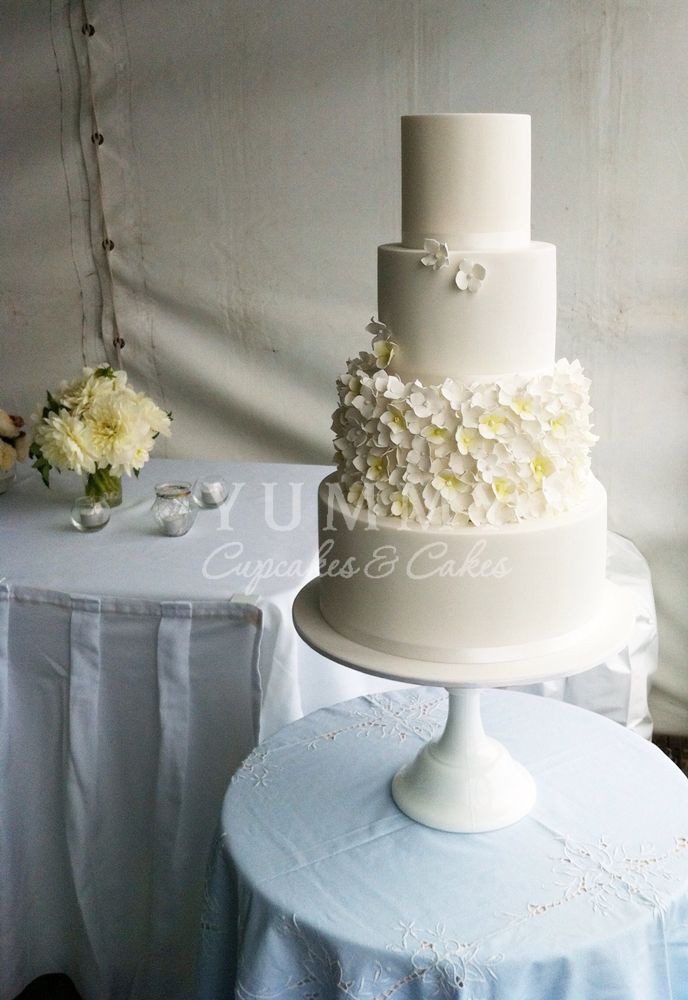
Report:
1,0,686,732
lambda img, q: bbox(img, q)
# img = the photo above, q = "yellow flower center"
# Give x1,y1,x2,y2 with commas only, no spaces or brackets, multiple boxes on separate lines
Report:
512,396,531,415
481,412,505,433
493,477,515,501
439,471,461,491
531,455,554,482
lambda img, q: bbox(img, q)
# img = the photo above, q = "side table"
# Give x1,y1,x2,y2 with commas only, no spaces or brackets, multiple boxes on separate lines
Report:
198,688,688,1000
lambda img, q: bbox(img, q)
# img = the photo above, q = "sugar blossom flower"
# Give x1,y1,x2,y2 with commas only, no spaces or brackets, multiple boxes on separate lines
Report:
420,239,450,271
455,259,486,292
333,330,596,526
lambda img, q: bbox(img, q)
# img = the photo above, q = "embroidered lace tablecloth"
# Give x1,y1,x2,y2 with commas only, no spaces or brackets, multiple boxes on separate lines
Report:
198,688,688,1000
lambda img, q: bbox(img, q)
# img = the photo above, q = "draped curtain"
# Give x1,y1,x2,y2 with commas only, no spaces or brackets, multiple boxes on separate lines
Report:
1,0,687,732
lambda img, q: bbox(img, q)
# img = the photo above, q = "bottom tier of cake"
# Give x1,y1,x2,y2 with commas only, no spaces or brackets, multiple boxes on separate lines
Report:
317,474,607,664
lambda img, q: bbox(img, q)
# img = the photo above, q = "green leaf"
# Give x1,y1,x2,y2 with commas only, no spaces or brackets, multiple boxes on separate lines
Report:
41,392,62,419
32,456,52,488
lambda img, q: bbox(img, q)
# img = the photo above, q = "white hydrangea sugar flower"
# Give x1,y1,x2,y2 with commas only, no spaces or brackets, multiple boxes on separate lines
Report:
441,378,470,411
365,317,389,341
380,406,413,449
477,407,513,442
455,259,486,292
384,375,409,401
372,337,395,369
339,371,363,407
350,378,379,419
530,453,556,484
408,384,445,420
498,379,539,422
332,343,596,525
420,239,450,271
391,491,414,519
431,466,471,507
364,451,386,482
347,481,364,506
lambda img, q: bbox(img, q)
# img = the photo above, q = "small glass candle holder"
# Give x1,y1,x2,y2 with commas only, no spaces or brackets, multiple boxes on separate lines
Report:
152,482,197,536
192,476,229,508
71,495,111,532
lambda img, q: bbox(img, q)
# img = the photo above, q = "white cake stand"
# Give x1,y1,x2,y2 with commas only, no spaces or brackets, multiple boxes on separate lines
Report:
293,578,635,833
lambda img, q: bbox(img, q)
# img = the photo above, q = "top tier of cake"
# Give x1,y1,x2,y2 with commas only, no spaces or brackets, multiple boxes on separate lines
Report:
401,114,531,250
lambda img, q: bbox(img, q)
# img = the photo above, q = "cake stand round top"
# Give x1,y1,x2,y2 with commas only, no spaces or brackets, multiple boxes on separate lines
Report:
293,577,635,688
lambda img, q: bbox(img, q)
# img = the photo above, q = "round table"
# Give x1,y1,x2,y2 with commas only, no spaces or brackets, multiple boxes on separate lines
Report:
198,688,688,1000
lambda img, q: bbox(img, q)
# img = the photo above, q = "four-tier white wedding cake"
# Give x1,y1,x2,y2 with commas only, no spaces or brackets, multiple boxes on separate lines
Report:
317,114,606,665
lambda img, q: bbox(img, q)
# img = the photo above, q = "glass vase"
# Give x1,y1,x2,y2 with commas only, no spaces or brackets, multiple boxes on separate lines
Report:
84,467,123,507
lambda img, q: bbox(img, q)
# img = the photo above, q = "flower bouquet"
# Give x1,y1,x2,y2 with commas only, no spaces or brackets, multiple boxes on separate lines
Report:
0,408,29,492
30,365,171,506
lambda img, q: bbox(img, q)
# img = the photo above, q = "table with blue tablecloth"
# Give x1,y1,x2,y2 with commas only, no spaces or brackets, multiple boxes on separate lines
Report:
199,688,688,1000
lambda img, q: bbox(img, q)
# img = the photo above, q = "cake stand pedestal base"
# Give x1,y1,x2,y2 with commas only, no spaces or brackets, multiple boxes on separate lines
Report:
391,687,536,832
293,578,634,834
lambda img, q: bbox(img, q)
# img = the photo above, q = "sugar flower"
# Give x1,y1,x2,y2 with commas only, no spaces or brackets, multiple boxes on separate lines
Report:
332,348,596,527
420,239,450,271
455,259,486,293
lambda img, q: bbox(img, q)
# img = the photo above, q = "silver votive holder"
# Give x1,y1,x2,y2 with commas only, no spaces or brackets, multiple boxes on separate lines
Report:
192,476,229,508
71,495,111,532
152,482,197,536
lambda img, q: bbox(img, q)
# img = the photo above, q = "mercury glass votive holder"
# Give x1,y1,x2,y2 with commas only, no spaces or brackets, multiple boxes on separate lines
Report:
152,482,197,536
192,476,229,508
71,495,111,532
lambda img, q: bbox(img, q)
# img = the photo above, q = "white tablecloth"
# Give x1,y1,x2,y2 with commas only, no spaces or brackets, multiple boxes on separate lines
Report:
0,459,658,999
199,689,688,1000
0,459,397,1000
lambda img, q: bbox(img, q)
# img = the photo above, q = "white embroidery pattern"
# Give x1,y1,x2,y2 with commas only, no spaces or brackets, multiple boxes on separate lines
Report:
208,693,688,998
231,832,688,1000
307,692,446,750
236,915,502,1000
234,746,275,787
234,692,446,787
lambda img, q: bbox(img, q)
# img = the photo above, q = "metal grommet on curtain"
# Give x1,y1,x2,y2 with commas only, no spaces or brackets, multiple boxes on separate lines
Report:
91,132,104,145
102,238,114,251
81,23,95,36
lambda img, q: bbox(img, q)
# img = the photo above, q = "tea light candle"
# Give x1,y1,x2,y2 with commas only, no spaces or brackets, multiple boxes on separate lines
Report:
199,479,227,506
71,496,110,532
81,506,108,528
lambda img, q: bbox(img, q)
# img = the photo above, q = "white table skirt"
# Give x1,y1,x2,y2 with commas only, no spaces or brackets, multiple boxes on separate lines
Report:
0,459,658,999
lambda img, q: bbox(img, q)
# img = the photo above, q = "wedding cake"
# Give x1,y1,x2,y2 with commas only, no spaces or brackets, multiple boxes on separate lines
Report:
318,114,606,664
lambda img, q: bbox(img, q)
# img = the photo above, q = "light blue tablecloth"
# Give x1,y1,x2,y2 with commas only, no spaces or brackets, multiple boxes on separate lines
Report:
199,688,688,1000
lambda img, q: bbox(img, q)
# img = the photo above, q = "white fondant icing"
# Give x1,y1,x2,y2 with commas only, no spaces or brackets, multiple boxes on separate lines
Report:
318,474,607,662
378,242,556,383
401,114,531,249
